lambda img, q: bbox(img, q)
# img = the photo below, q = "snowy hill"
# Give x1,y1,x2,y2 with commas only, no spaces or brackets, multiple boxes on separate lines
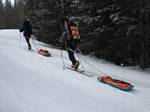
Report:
0,29,150,112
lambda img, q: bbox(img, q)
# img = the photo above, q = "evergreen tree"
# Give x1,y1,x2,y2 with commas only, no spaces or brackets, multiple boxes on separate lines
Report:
0,0,4,29
14,0,25,28
23,0,150,69
3,0,14,28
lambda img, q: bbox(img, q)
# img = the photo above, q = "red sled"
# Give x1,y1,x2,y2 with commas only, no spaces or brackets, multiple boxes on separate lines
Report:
97,76,134,91
38,49,51,57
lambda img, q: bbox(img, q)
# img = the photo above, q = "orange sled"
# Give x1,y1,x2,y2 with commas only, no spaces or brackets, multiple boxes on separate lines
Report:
97,76,134,91
38,49,51,57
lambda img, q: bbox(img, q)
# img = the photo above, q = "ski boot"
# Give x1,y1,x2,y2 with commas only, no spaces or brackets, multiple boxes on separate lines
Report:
28,44,32,50
74,61,80,70
71,64,75,68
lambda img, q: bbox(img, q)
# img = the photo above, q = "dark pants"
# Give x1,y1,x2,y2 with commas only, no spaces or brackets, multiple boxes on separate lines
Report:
23,32,31,49
66,40,79,65
67,49,76,65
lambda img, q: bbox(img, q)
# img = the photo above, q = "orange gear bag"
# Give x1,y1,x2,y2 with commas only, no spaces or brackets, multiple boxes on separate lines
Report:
69,25,80,40
69,22,80,40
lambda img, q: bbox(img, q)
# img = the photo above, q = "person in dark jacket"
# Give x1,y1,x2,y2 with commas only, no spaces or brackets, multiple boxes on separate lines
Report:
20,19,32,50
59,17,80,69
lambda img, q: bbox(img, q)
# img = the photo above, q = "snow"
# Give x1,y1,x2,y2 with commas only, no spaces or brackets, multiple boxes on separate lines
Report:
0,29,150,112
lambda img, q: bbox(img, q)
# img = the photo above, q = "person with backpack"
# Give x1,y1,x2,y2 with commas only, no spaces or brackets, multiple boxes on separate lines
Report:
59,17,80,70
19,18,32,50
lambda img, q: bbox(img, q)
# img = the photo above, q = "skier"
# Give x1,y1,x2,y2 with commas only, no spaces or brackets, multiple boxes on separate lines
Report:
19,18,32,50
59,17,80,70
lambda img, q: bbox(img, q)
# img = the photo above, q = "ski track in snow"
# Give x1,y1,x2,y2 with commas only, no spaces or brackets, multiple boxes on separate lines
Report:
0,29,150,112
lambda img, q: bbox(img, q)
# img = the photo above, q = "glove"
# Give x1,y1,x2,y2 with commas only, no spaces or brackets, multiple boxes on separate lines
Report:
19,27,23,32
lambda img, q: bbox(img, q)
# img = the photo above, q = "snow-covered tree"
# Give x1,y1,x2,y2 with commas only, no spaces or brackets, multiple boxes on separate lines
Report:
24,0,150,68
0,0,5,29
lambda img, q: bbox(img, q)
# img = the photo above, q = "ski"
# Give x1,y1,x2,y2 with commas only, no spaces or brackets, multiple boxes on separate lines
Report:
28,49,34,52
22,47,34,52
65,66,93,77
27,49,35,53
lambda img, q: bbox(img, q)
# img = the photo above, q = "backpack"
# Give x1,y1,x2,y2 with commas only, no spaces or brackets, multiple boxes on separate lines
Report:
68,22,80,40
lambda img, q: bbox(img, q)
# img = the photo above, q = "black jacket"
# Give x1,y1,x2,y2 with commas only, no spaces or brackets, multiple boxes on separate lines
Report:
20,20,32,37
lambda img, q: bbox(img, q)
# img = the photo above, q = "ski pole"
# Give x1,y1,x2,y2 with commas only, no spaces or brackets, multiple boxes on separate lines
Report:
20,32,22,48
61,48,65,69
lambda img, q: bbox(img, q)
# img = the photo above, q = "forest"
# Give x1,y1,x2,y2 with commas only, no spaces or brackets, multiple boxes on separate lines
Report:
0,0,150,69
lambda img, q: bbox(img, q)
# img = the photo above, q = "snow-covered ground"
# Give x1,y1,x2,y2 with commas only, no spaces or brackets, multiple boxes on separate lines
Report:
0,29,150,112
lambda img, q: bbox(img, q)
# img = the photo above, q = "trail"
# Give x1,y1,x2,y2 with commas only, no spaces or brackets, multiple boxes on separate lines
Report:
0,29,150,112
